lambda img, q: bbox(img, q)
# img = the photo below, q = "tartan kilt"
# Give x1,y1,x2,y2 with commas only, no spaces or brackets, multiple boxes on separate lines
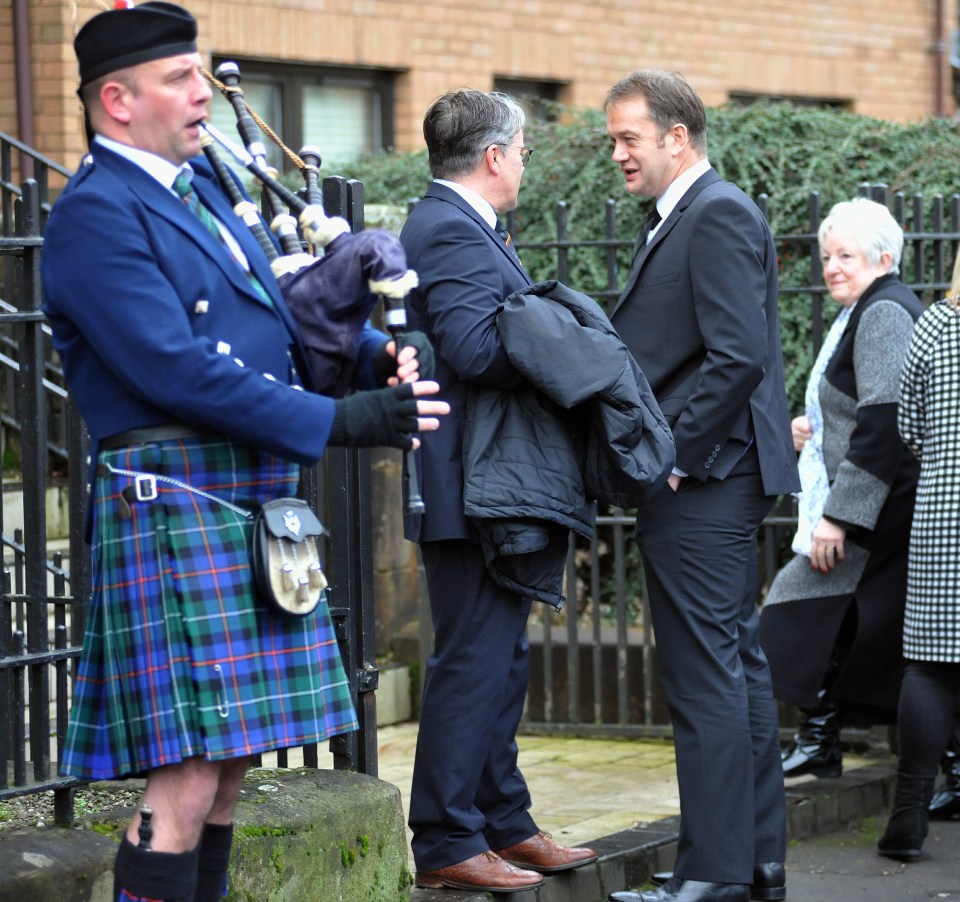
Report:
61,437,358,780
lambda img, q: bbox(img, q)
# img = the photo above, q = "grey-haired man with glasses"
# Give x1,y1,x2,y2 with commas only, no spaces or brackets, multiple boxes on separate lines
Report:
399,88,597,894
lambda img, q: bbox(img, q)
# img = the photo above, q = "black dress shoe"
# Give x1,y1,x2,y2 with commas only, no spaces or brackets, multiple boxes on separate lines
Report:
650,864,784,901
610,881,682,902
749,863,786,901
624,880,749,902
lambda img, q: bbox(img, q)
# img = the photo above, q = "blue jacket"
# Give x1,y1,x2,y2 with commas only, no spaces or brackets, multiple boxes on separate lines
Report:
42,144,382,467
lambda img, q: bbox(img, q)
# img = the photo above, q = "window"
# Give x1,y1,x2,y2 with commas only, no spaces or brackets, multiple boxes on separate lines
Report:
728,91,850,111
207,58,396,176
494,77,566,122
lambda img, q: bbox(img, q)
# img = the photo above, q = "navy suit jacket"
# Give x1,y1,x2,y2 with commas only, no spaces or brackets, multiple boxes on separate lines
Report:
400,182,533,542
42,144,378,467
611,168,799,497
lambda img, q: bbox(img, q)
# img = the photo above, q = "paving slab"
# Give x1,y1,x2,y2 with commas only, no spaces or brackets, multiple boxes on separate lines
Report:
0,721,907,901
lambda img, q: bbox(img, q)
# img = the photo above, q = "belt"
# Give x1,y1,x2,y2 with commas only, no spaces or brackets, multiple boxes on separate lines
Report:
99,424,216,450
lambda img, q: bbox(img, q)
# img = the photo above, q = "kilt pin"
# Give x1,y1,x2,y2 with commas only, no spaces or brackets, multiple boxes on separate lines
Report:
61,437,357,780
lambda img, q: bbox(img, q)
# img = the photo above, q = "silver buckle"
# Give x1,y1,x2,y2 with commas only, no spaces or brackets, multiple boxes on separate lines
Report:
135,474,158,502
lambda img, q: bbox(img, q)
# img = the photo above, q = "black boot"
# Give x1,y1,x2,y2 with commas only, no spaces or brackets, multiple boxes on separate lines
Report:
781,694,842,779
929,735,960,820
877,773,936,862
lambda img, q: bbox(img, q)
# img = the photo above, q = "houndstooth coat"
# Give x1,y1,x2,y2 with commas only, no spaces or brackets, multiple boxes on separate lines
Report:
898,298,960,662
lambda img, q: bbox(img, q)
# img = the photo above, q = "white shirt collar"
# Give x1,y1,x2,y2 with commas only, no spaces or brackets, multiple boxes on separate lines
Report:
652,157,712,233
434,179,498,229
93,135,186,192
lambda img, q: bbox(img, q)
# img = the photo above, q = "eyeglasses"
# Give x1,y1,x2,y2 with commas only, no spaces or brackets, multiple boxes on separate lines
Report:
497,144,534,167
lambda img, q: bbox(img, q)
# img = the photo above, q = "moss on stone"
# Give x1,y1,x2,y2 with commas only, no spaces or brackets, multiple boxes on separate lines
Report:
237,825,296,838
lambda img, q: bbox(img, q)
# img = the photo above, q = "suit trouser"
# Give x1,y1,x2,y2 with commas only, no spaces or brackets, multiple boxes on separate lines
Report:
636,468,786,883
409,539,538,871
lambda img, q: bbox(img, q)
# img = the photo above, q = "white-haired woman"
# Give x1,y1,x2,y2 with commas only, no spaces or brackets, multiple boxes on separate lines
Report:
759,198,923,778
878,253,960,860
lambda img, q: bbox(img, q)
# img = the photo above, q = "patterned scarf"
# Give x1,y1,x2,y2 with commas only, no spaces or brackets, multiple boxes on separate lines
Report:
792,303,855,555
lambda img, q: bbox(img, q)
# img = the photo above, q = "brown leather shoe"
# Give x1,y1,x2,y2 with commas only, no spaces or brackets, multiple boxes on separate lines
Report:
415,850,544,892
495,831,599,873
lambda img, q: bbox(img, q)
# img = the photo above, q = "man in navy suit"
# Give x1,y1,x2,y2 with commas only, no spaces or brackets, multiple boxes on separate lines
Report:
400,89,597,893
604,71,799,902
42,5,447,901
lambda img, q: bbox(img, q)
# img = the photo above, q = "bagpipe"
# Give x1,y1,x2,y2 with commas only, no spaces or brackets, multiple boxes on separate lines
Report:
202,62,425,513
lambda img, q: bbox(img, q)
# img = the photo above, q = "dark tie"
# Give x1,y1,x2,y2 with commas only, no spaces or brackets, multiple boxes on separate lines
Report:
641,206,662,245
496,222,513,248
172,172,272,306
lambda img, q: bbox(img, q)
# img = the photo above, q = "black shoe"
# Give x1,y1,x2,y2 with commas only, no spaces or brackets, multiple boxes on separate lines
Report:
878,772,935,862
929,744,960,820
628,880,749,902
749,863,786,901
781,697,842,778
929,784,960,820
651,864,784,901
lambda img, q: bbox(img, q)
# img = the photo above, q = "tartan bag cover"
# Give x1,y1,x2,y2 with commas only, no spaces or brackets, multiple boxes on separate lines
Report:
61,437,358,780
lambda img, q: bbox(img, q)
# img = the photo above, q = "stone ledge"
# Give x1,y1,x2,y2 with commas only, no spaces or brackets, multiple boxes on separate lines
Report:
0,763,896,901
784,761,896,840
0,768,410,902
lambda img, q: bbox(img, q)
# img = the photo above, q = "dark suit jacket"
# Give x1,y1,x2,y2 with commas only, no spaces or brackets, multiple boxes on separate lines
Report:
399,182,533,542
41,144,382,467
611,168,799,497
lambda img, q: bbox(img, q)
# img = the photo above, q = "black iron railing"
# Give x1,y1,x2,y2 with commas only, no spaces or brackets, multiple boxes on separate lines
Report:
3,164,958,817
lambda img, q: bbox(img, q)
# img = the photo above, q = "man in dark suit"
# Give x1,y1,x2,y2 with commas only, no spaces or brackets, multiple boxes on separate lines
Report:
604,71,799,902
400,89,598,894
42,5,446,901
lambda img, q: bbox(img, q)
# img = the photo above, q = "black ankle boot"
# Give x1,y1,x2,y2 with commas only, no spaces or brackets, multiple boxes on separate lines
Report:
781,695,842,779
878,772,936,862
929,743,960,821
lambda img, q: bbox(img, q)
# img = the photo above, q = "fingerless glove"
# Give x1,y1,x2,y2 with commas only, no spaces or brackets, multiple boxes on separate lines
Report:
328,384,419,449
372,331,437,385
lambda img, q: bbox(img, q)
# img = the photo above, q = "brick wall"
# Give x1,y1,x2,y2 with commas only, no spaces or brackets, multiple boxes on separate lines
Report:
0,0,953,177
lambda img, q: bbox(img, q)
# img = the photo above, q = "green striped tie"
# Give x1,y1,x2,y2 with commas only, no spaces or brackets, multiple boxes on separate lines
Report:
173,172,273,307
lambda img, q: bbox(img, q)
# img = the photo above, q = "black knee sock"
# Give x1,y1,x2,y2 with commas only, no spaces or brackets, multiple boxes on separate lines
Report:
113,835,199,902
193,823,235,902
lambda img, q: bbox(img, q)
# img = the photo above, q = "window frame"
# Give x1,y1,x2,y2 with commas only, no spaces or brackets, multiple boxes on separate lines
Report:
209,56,398,172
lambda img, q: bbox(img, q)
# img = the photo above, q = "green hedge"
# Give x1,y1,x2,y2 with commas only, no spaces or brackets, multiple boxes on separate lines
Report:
337,102,960,414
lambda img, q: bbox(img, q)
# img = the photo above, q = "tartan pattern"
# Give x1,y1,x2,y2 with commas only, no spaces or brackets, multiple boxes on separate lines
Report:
173,172,273,306
62,437,357,780
898,299,960,662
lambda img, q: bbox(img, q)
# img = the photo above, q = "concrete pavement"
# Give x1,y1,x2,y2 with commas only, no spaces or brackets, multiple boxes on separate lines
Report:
372,721,960,901
3,720,957,900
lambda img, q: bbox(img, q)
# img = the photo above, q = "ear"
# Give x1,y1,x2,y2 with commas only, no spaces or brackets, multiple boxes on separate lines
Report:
668,122,689,155
877,250,894,274
484,143,500,175
99,80,134,125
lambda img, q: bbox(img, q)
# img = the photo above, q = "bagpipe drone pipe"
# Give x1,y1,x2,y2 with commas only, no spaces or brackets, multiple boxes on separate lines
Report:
203,62,424,513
